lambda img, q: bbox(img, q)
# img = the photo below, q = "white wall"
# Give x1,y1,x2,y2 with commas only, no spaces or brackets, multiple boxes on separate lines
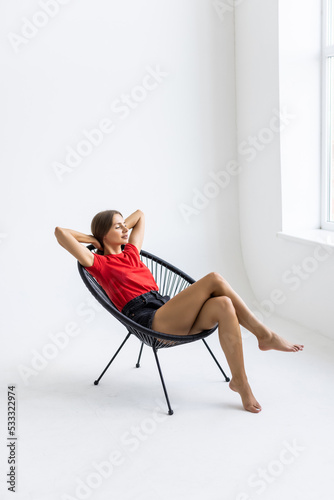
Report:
235,0,334,339
1,0,253,378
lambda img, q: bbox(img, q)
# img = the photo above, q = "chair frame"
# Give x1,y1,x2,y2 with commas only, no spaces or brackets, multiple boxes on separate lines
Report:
77,245,230,415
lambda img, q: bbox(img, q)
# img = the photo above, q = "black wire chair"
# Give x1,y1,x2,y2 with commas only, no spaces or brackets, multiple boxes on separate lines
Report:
77,245,230,415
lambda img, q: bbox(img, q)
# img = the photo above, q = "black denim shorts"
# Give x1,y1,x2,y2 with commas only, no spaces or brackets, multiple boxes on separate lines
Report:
122,290,171,330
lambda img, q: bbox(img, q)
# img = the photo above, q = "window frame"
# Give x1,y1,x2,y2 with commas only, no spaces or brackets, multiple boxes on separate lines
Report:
321,0,334,230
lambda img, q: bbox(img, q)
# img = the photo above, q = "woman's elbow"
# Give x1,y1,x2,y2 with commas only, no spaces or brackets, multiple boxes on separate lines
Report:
54,226,64,241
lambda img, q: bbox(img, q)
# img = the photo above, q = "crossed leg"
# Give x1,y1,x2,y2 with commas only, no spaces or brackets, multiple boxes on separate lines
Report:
151,272,304,413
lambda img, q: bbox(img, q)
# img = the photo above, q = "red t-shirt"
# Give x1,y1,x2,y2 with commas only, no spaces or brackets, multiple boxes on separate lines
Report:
84,243,159,311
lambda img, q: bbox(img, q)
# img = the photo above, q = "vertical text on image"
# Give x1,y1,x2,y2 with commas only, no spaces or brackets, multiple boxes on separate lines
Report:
7,385,17,493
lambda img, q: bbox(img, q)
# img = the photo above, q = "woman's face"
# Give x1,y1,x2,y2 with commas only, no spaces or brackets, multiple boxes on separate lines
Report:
103,214,128,247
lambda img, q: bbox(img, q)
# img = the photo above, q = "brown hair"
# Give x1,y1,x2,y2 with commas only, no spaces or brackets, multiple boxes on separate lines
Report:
91,210,123,254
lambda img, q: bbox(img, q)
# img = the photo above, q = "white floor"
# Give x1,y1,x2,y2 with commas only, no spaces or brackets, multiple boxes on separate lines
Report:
1,314,334,500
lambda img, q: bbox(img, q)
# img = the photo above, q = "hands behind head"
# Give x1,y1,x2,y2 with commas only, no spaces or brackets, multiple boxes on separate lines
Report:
91,236,103,251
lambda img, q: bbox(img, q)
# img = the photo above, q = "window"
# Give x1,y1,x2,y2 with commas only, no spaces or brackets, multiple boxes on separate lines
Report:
322,0,334,229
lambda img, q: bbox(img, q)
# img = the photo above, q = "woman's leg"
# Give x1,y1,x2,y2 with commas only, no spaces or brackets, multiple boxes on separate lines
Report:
208,273,304,352
152,273,224,336
188,296,261,413
153,271,303,352
151,272,303,412
153,289,261,413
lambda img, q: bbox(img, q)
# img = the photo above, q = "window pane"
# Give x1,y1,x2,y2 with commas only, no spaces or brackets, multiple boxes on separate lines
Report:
327,0,334,46
329,57,334,222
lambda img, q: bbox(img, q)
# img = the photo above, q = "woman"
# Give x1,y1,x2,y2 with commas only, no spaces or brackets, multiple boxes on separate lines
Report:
55,209,304,414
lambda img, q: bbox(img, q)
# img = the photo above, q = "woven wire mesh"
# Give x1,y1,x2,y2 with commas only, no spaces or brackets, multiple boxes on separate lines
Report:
139,253,192,297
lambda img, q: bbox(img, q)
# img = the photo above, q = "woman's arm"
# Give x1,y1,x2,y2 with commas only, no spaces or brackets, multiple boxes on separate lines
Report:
54,227,102,267
125,209,145,253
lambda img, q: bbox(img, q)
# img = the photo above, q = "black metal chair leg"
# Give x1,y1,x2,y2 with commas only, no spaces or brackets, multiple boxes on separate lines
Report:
135,342,144,368
202,338,230,382
94,333,131,385
152,347,174,415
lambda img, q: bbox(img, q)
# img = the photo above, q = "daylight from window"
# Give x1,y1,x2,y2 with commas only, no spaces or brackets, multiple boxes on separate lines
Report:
330,58,334,221
325,0,334,223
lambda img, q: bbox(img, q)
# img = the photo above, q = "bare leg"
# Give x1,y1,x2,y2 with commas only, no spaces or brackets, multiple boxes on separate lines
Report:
152,277,262,413
209,274,304,352
150,272,303,411
153,272,303,352
190,296,262,413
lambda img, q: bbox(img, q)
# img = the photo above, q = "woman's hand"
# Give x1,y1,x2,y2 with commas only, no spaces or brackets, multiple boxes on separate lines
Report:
89,236,103,251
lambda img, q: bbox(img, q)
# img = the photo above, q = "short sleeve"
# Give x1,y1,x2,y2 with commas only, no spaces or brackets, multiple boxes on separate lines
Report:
84,252,103,275
123,243,140,257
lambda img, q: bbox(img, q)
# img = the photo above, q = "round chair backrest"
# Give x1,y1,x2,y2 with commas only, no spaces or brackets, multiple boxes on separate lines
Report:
77,245,217,347
78,245,194,308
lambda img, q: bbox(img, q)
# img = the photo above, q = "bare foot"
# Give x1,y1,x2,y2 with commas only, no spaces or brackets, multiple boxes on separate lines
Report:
229,379,262,413
258,331,304,352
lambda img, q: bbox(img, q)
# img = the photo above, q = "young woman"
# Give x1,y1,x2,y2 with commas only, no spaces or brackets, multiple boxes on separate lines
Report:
55,209,304,414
